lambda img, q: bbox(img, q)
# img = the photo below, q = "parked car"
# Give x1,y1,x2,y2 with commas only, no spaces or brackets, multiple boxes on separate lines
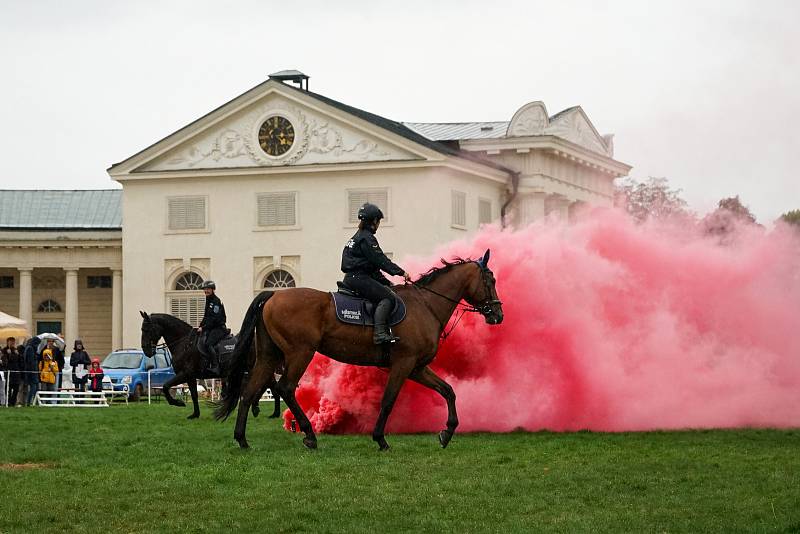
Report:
101,347,175,401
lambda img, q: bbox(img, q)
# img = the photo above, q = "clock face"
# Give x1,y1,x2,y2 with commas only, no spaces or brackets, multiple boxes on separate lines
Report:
258,116,295,157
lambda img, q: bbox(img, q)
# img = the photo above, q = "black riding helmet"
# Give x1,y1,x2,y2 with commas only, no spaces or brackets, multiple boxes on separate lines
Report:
200,280,216,290
358,203,384,222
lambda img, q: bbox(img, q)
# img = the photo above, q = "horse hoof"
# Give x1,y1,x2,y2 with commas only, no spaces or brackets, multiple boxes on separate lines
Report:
303,437,318,450
236,438,249,449
172,400,186,408
251,406,260,418
438,430,452,448
187,413,199,420
268,413,280,419
375,437,390,452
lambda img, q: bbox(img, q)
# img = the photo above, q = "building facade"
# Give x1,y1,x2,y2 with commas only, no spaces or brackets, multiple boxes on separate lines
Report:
1,72,631,355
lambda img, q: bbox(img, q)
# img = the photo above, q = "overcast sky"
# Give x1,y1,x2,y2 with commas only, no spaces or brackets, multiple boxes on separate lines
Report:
1,0,797,222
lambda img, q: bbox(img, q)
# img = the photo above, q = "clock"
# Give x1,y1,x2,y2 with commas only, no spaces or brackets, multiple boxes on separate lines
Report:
258,116,295,157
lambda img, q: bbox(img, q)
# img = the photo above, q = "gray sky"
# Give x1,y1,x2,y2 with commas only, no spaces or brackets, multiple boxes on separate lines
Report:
1,0,798,222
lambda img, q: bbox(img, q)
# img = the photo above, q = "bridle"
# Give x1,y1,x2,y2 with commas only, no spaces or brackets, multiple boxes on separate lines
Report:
411,262,502,340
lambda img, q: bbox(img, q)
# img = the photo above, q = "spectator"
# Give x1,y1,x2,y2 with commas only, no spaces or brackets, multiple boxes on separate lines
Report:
70,339,91,392
42,338,65,389
1,338,22,407
23,336,41,406
88,358,104,393
39,350,58,392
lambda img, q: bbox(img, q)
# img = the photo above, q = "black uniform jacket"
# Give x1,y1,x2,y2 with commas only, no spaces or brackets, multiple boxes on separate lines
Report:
341,228,405,284
200,293,226,331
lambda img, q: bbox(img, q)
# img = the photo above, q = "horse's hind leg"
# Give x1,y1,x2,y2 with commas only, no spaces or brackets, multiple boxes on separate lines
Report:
186,378,200,419
269,382,281,418
409,366,458,448
274,351,317,449
233,361,274,449
372,359,417,451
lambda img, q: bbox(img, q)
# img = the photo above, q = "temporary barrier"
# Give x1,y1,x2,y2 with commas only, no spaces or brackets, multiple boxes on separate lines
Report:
35,390,108,407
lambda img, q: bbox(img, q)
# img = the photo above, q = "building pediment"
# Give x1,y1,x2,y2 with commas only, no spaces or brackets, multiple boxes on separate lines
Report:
506,102,612,157
110,80,432,177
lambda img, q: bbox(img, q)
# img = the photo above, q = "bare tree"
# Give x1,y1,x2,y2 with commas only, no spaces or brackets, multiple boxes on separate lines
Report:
614,177,693,223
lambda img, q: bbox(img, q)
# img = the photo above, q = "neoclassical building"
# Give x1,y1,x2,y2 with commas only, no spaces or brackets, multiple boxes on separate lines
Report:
1,71,630,355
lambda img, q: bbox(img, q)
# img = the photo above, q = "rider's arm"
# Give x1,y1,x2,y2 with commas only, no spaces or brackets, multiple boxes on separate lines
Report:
358,238,405,277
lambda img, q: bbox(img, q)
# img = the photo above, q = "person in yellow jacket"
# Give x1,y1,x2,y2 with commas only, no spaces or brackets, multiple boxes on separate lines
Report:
39,349,59,392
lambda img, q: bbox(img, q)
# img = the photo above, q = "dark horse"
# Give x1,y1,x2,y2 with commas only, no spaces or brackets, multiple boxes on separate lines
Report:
139,311,281,419
215,250,503,450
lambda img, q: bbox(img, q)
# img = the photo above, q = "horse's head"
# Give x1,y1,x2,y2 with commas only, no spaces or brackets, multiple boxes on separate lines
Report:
467,249,504,325
139,311,161,357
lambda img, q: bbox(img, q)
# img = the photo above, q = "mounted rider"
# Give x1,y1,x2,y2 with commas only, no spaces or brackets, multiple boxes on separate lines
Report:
195,280,226,373
341,203,412,344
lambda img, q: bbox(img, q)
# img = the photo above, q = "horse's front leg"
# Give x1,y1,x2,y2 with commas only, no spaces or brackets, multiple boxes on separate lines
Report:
409,365,458,448
161,372,193,408
372,359,416,451
186,378,200,419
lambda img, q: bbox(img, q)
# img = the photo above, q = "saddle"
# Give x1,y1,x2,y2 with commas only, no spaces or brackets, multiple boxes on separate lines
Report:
332,282,406,327
195,329,237,375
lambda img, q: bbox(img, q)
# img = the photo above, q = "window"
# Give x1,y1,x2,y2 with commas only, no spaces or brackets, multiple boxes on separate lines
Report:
264,269,296,289
174,272,204,290
348,189,388,224
38,299,62,313
0,276,13,288
154,352,169,369
168,196,206,231
257,192,296,227
87,275,112,288
451,190,466,227
479,198,492,225
169,296,205,327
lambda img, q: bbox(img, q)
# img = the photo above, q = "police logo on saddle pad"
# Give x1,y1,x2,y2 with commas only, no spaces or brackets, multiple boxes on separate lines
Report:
331,292,406,327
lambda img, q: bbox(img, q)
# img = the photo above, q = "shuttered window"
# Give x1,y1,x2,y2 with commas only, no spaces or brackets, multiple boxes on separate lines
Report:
451,190,466,227
348,189,388,224
168,196,206,230
479,198,492,225
257,192,296,227
169,295,205,327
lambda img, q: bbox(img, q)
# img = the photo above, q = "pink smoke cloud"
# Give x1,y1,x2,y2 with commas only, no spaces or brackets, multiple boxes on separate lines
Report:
286,209,800,434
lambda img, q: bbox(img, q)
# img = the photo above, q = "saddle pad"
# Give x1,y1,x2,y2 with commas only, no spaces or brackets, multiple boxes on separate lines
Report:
331,292,406,327
217,334,237,356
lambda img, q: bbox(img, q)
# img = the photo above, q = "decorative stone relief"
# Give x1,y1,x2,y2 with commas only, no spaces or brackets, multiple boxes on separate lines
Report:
33,275,64,289
279,255,300,273
544,110,610,156
164,129,250,168
308,120,390,160
252,256,274,289
164,257,210,288
507,102,549,137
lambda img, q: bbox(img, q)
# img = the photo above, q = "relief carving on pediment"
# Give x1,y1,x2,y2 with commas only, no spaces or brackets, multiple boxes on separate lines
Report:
508,104,548,136
545,111,609,156
308,120,390,159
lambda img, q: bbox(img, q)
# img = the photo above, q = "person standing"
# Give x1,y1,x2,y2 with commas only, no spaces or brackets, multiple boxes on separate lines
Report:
87,358,104,393
38,349,58,392
23,336,41,406
1,338,22,406
70,339,91,392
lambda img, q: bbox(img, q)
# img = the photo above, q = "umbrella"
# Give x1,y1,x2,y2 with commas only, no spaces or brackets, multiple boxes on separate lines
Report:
37,333,65,352
0,311,28,339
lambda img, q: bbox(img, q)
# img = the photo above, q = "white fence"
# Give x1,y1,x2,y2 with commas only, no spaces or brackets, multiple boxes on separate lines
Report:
35,390,108,407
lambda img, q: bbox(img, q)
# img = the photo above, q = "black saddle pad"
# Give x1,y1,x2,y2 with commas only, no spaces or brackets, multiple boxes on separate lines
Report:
331,292,406,327
216,334,237,356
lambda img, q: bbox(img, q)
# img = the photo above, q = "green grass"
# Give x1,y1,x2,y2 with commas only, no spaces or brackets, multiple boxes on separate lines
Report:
1,403,799,533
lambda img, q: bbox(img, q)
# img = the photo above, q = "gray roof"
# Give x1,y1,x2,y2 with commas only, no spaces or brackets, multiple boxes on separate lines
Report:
404,122,509,141
0,190,122,230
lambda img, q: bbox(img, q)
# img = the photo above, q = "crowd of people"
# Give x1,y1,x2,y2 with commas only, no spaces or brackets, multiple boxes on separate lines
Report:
0,337,103,406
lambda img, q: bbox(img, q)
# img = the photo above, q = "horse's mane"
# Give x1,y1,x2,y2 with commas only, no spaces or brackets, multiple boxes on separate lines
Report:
150,313,193,333
415,257,474,286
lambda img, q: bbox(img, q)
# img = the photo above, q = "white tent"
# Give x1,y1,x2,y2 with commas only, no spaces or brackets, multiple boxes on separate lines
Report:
0,311,28,339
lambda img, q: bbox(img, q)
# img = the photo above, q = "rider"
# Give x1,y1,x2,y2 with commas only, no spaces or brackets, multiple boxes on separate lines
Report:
341,203,412,344
195,280,227,372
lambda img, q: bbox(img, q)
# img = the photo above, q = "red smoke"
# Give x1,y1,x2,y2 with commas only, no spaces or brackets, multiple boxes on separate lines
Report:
284,209,800,434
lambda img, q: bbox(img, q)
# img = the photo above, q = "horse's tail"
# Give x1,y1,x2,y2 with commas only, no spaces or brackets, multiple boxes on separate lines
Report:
214,290,274,421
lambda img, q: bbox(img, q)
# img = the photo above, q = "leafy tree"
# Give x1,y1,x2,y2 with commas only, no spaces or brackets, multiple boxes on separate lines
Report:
614,177,692,223
779,209,800,227
702,196,758,237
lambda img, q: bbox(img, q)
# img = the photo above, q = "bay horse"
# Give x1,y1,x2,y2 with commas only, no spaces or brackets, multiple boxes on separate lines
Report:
215,249,503,451
139,312,281,419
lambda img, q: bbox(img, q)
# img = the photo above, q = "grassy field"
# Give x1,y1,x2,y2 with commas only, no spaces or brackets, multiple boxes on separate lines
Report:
1,403,799,533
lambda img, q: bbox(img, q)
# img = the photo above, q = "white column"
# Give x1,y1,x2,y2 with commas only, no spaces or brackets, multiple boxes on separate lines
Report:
64,268,79,351
18,268,33,336
516,191,547,227
112,269,122,351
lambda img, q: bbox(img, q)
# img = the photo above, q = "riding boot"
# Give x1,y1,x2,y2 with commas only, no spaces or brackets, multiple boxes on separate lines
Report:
207,345,220,376
373,299,399,345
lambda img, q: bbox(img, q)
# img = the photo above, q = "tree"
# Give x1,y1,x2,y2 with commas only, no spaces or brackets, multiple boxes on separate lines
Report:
614,177,692,223
702,196,758,237
779,209,800,228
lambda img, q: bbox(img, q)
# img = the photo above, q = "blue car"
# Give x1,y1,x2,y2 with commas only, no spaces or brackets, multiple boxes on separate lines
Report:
101,347,175,401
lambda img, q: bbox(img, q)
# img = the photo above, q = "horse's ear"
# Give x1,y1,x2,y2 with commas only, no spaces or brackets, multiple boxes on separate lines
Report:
140,311,150,322
482,249,491,267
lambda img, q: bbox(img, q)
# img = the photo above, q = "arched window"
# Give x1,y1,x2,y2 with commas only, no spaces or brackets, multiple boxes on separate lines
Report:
38,299,62,313
174,272,204,290
264,269,296,289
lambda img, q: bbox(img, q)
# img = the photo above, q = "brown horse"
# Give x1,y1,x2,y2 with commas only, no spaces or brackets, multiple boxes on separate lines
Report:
215,249,503,450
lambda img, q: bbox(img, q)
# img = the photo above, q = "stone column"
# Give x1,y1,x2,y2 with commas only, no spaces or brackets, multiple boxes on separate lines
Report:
63,269,79,389
18,268,33,336
112,269,122,351
516,191,547,227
